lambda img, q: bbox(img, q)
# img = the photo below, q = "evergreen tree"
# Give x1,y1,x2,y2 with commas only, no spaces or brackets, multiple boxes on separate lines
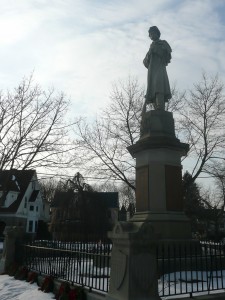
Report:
183,172,205,233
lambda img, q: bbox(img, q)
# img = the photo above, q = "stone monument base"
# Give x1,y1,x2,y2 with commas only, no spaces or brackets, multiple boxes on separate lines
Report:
131,211,192,240
106,215,197,300
106,221,161,300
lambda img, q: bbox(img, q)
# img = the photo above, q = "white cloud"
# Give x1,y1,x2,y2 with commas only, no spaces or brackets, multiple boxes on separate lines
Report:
0,0,224,116
0,0,225,184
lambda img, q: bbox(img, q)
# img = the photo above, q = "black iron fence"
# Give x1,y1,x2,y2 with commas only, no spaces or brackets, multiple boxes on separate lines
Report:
23,239,112,292
157,241,225,298
23,239,225,297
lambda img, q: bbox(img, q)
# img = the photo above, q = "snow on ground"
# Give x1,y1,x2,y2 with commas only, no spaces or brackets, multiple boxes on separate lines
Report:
159,270,225,299
0,273,225,300
0,275,54,300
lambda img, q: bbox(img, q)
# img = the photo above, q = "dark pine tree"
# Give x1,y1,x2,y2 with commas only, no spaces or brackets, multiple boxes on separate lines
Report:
183,171,206,234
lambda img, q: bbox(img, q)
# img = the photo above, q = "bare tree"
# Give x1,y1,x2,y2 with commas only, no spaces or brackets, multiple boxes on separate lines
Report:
39,178,60,204
93,181,135,209
205,162,225,209
201,189,224,240
0,75,73,171
72,73,225,191
118,182,135,209
178,73,225,183
64,172,94,192
73,77,144,190
72,76,187,190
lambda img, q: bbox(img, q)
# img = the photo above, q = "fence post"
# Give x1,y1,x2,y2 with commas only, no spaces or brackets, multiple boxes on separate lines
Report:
106,221,160,300
0,226,24,274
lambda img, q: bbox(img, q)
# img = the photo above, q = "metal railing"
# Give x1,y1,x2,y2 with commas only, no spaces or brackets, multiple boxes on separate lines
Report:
23,239,112,292
157,241,225,298
23,239,225,297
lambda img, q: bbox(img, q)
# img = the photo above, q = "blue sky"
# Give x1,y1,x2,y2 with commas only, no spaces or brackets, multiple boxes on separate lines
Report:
0,0,225,119
0,0,225,187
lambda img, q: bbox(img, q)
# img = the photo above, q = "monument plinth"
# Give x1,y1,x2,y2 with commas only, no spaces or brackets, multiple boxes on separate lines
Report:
128,110,191,239
107,222,160,300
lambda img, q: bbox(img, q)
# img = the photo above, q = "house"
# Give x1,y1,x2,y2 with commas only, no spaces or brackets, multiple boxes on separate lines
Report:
0,169,49,236
90,192,119,226
50,191,119,240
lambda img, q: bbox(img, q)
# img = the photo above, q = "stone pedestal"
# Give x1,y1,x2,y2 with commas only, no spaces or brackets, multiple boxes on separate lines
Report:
107,110,193,300
106,222,160,300
127,110,191,240
0,226,24,274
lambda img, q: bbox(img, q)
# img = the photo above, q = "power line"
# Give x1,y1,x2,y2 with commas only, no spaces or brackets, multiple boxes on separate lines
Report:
36,172,134,182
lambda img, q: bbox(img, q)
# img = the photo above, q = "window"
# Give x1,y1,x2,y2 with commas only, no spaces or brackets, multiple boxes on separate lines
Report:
28,220,33,232
30,205,34,211
35,221,38,232
36,206,38,212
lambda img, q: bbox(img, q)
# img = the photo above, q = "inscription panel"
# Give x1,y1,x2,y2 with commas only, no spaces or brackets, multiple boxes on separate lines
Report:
136,166,149,212
165,165,183,211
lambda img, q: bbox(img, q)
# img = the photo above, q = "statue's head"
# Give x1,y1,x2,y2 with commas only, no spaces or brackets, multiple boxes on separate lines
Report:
148,26,160,41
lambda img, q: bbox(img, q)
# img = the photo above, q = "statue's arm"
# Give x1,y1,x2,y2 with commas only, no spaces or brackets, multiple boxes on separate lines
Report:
143,51,150,68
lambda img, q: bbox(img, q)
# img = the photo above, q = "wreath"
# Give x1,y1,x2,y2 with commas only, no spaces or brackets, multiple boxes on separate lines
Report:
39,276,54,293
55,283,86,300
27,271,38,284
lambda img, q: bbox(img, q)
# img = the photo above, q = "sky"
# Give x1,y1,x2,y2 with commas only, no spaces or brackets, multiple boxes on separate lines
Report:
0,0,225,186
0,0,225,118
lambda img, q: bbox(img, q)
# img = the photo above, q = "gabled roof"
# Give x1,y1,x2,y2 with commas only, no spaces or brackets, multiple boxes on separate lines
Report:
51,190,77,208
51,191,119,209
0,169,36,213
0,178,20,192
